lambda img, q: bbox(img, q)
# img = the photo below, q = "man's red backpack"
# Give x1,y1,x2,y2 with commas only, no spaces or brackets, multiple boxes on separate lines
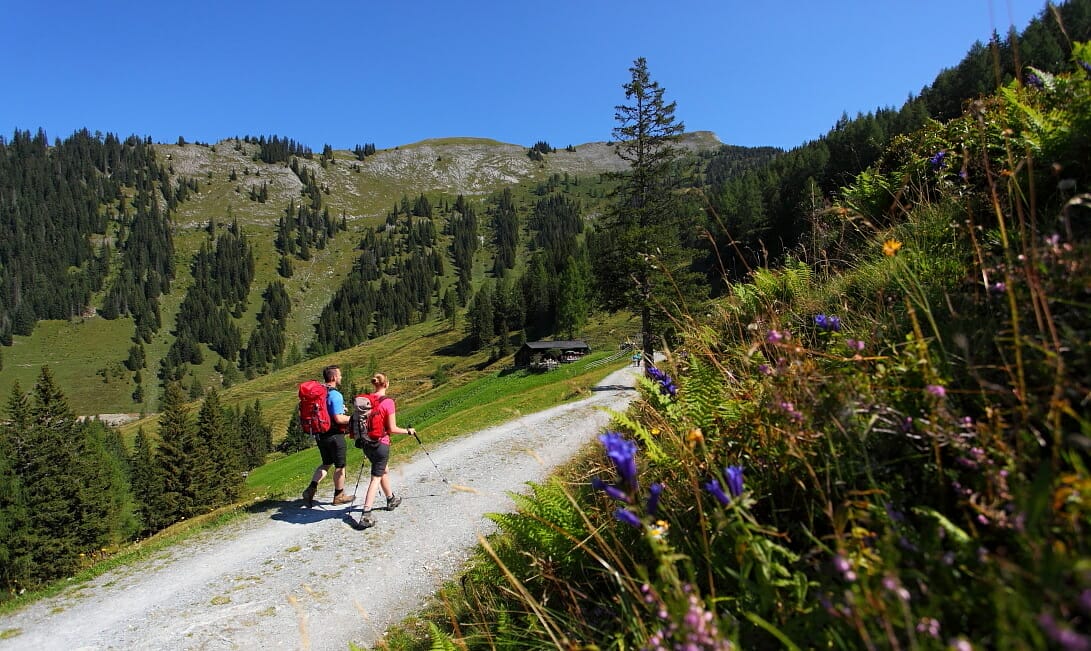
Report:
349,394,391,447
298,380,331,435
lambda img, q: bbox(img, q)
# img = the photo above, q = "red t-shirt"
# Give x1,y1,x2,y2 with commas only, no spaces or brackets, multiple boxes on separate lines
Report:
373,396,395,445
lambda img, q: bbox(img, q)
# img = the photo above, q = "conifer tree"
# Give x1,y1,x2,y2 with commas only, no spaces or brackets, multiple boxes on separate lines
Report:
590,57,704,366
13,368,125,583
465,284,495,351
154,381,196,521
129,427,166,534
555,253,592,340
278,412,312,454
0,388,33,591
239,400,272,470
82,420,139,543
194,389,242,508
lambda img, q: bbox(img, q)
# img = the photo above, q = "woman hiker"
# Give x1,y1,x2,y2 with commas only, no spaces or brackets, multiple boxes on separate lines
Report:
355,372,414,529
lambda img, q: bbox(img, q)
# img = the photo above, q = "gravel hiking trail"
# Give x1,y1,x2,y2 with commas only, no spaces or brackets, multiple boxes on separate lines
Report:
0,365,642,650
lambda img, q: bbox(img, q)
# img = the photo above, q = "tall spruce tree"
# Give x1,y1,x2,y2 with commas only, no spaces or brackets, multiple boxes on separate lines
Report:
590,57,704,366
154,381,197,521
193,388,242,509
0,385,33,592
129,427,166,534
239,400,272,470
556,252,592,340
278,411,312,454
12,368,125,583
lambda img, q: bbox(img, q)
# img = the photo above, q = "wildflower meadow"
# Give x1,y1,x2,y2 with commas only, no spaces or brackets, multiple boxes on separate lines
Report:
404,43,1091,651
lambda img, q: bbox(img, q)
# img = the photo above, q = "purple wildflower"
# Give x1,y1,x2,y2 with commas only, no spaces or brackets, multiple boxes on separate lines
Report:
592,476,631,503
646,366,678,399
1025,71,1044,89
1079,590,1091,615
845,338,865,352
724,465,744,498
599,431,639,491
779,401,803,422
814,314,842,332
929,150,947,170
916,618,941,638
757,363,773,375
704,479,730,505
1039,612,1091,651
990,281,1006,293
766,329,785,343
646,482,662,516
926,384,947,398
1079,60,1091,77
614,507,642,529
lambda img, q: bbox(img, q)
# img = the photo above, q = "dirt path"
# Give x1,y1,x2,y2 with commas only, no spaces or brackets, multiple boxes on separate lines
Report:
0,366,641,650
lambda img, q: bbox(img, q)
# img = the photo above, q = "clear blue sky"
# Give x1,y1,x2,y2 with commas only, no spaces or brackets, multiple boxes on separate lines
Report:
1,1,1053,151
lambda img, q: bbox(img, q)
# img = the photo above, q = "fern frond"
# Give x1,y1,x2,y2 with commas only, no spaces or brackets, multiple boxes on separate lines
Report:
427,622,459,651
605,408,667,463
679,354,722,433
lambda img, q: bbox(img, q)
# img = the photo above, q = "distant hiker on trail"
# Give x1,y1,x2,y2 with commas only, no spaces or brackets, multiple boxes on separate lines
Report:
302,365,355,508
355,372,413,529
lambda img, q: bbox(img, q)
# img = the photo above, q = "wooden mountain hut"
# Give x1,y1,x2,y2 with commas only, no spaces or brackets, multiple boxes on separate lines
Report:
514,340,591,369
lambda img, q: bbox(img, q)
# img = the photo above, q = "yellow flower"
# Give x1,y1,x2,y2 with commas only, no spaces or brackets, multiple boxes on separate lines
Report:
650,520,670,540
883,239,903,257
686,428,704,444
650,427,661,437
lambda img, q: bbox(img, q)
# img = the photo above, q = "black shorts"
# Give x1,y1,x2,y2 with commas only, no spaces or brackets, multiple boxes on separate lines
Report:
360,439,390,476
317,432,347,468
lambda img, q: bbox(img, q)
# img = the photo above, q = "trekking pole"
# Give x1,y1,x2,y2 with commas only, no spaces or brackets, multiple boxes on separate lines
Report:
409,427,449,484
351,449,367,500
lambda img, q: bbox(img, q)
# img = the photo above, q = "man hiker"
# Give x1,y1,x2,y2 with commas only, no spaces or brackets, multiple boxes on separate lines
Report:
355,372,412,529
302,365,355,507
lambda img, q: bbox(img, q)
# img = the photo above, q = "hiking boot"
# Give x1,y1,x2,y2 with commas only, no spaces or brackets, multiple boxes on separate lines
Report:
302,485,316,508
355,511,375,530
385,494,402,511
332,492,356,506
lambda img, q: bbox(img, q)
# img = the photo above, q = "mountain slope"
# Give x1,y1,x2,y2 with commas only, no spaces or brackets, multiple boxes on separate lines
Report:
1,131,725,418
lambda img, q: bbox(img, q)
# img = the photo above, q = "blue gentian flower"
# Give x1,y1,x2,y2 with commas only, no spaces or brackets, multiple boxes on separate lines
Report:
646,482,662,516
814,314,842,332
591,476,631,503
615,507,642,528
929,151,947,170
1079,60,1091,76
646,366,678,399
599,431,639,491
1025,72,1044,89
725,465,744,498
704,479,730,505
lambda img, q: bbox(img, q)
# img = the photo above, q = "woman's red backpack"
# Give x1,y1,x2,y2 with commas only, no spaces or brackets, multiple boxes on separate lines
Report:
349,394,391,446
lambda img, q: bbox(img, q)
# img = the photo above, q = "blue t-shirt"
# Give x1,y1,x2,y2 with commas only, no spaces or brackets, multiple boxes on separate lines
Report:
326,387,345,431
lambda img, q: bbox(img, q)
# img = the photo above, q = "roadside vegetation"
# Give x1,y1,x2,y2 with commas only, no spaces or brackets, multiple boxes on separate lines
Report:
395,42,1091,651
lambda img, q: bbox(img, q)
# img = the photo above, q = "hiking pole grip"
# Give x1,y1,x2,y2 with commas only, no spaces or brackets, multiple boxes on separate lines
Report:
409,426,422,444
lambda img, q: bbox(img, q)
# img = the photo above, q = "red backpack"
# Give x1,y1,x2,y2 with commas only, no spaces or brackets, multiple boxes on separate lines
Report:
298,380,331,435
350,393,391,445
